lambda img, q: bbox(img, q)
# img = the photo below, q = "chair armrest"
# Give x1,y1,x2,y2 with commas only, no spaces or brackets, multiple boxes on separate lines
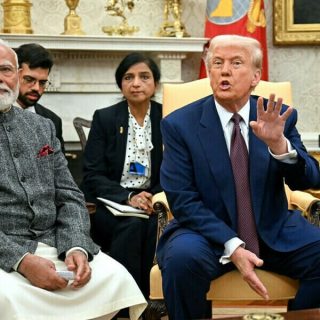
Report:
285,185,317,215
305,188,320,199
152,191,172,264
152,191,169,208
308,201,320,227
152,191,172,227
288,189,319,216
285,185,320,226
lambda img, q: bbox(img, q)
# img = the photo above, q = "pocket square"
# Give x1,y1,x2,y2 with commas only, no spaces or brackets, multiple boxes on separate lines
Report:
37,144,54,158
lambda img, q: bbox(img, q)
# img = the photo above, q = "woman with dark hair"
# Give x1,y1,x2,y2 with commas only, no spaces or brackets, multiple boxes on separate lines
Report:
82,52,162,300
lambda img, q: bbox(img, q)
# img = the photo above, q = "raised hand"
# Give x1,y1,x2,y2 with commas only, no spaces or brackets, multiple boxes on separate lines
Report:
250,94,293,155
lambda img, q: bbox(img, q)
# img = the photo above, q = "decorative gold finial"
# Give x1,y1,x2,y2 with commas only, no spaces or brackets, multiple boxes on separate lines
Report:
102,0,139,36
158,0,189,38
1,0,33,34
62,0,85,35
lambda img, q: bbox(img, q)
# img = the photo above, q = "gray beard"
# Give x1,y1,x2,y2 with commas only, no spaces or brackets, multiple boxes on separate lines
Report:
0,84,19,112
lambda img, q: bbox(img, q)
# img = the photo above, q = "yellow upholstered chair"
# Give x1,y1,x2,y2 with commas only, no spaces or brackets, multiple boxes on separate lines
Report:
147,79,320,318
162,78,293,118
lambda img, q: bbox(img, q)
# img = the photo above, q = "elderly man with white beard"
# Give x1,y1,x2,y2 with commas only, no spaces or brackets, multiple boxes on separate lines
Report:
0,40,147,320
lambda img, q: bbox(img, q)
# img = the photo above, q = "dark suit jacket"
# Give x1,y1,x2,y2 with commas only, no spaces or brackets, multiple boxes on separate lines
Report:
82,100,163,204
157,94,320,262
34,103,65,153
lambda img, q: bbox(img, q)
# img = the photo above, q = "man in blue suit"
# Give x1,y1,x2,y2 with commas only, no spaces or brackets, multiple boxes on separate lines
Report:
157,35,320,319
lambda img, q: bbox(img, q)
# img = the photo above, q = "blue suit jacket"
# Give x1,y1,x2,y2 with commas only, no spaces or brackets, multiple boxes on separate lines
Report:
157,95,320,262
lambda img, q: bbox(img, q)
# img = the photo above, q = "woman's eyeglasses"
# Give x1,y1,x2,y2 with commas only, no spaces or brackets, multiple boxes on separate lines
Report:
22,75,51,89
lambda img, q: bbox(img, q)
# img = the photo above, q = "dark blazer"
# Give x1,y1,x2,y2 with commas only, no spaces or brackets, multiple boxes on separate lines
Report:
82,100,163,203
157,94,320,262
34,103,65,153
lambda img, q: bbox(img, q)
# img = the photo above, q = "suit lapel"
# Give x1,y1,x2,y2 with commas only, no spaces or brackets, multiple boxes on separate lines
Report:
34,103,43,116
150,101,162,185
198,97,237,223
114,101,129,179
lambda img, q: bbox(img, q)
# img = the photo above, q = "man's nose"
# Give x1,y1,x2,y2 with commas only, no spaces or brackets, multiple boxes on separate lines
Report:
31,81,41,90
221,62,231,74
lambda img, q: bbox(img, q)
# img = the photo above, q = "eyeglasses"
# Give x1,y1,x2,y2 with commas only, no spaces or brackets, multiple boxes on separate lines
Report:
22,75,51,89
0,64,16,77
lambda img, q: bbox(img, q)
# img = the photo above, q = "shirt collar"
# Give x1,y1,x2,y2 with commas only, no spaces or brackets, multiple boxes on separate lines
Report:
215,99,251,129
14,100,36,113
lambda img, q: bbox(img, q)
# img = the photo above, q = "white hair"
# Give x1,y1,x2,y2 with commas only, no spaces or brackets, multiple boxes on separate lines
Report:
205,35,263,71
0,38,19,69
0,39,19,111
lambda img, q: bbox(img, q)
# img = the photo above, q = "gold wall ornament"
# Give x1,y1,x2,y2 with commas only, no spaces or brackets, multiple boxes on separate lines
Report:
158,0,189,38
102,0,139,36
62,0,85,35
1,0,33,34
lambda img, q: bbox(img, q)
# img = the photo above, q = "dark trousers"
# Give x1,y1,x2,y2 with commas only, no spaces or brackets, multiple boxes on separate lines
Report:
158,229,320,320
91,203,157,299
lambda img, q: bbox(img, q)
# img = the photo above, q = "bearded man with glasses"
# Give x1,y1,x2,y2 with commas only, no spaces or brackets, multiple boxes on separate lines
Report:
15,43,65,153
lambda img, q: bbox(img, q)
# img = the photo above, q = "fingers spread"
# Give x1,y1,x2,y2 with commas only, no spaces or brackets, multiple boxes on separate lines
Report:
256,96,264,118
266,94,276,113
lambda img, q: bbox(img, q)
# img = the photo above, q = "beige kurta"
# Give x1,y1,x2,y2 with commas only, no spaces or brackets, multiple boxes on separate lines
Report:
0,243,147,320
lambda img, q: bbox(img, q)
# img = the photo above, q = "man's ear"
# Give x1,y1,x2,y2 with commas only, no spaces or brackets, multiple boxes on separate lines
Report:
251,69,261,87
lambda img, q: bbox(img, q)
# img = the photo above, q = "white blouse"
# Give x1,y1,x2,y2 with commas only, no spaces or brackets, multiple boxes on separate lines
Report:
120,105,153,189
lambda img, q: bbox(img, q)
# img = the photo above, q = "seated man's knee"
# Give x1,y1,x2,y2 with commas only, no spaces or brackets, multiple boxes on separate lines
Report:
164,233,209,276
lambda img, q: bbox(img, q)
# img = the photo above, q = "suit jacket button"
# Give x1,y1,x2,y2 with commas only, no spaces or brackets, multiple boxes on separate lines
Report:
21,176,26,182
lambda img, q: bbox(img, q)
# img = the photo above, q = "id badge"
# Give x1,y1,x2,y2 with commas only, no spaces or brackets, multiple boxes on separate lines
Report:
129,161,149,176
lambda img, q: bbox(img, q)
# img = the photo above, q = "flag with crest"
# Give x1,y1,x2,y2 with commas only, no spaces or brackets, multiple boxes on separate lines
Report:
199,0,268,80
